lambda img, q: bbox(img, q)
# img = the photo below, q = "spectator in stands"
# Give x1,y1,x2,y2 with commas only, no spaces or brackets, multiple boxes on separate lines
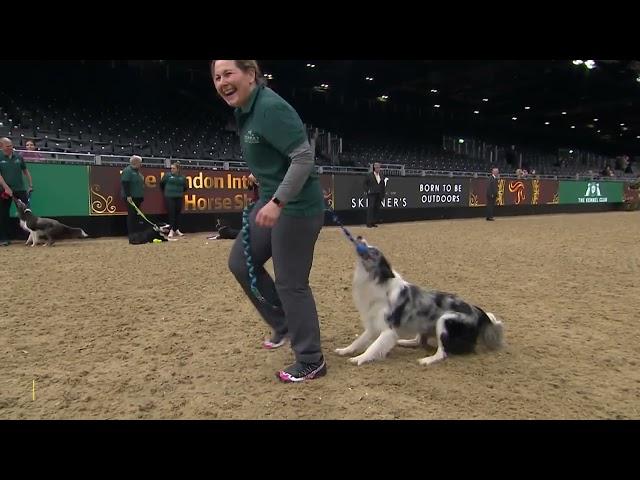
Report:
120,155,145,243
21,140,43,162
486,167,499,221
625,162,634,175
515,168,524,179
601,165,615,178
363,162,386,228
0,137,34,246
213,59,326,383
160,161,188,238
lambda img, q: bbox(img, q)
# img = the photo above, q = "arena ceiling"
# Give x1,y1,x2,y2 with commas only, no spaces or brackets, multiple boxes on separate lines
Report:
189,60,640,155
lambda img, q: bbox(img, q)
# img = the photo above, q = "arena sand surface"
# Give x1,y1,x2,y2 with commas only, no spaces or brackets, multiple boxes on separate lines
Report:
1,211,639,420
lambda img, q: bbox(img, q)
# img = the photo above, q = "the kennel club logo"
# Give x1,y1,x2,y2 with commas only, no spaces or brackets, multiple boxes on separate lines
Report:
243,130,260,144
580,182,608,203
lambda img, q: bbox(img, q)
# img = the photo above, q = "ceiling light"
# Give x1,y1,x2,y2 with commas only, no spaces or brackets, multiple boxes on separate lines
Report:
434,104,440,108
482,98,489,102
473,110,480,114
584,60,596,69
572,60,584,65
562,112,567,115
620,123,625,126
569,150,574,154
306,63,316,68
571,126,576,129
593,118,599,122
544,122,550,125
524,106,531,110
430,89,438,93
458,139,464,144
512,117,517,120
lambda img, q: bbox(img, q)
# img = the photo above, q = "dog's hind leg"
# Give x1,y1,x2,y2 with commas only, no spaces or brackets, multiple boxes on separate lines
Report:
417,313,458,366
335,328,377,356
43,231,54,247
397,334,421,348
349,328,399,366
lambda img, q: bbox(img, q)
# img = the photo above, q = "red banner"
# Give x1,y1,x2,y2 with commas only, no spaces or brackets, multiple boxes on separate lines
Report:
89,166,334,215
469,178,559,207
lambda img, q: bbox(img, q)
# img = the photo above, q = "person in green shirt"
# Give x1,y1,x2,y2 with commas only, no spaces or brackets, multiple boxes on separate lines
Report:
160,161,188,238
0,137,34,246
121,155,145,243
212,60,326,383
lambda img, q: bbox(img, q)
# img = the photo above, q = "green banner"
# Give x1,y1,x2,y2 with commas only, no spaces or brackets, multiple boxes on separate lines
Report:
10,163,90,217
558,181,624,204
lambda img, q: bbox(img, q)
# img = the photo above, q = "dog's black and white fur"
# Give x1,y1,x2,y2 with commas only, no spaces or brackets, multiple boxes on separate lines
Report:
15,199,89,246
128,223,174,244
335,236,504,366
210,218,239,240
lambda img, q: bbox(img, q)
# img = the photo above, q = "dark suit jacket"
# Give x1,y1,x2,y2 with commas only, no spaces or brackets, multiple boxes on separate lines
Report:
487,175,498,200
364,172,386,197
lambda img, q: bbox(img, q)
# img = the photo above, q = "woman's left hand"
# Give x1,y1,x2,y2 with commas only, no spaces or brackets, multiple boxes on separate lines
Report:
256,201,282,228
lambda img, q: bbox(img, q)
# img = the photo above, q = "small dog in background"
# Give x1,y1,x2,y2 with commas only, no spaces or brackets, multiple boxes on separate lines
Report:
15,199,89,247
207,218,239,240
336,236,504,366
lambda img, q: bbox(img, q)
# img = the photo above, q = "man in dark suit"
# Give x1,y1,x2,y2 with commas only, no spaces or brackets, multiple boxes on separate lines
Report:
486,167,499,221
363,162,386,228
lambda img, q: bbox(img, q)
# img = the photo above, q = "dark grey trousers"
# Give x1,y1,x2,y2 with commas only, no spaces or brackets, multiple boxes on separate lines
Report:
228,200,324,364
486,195,496,219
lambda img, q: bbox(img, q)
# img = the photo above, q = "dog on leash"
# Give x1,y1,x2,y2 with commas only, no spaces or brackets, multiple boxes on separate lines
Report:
335,236,504,366
128,223,175,244
14,198,89,246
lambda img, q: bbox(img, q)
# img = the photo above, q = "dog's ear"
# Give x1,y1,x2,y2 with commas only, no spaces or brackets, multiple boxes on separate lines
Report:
377,254,395,282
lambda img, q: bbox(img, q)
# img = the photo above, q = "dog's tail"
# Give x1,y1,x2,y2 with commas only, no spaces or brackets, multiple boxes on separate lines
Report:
478,311,504,350
66,226,89,238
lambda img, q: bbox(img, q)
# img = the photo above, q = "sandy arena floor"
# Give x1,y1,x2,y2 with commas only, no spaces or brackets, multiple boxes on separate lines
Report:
1,211,639,419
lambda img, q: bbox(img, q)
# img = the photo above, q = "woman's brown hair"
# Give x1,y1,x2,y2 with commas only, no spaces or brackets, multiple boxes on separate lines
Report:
210,60,265,85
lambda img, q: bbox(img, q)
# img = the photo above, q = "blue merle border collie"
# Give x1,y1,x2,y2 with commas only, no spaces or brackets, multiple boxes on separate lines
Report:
335,236,504,366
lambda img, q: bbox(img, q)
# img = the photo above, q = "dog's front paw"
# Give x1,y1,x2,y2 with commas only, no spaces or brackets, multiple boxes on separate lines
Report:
349,355,371,366
417,353,446,366
335,347,353,356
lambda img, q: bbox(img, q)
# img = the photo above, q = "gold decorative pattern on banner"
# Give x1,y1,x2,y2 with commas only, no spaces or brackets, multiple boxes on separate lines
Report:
531,180,540,205
508,180,526,205
550,192,559,205
469,193,480,207
90,185,117,214
496,179,505,206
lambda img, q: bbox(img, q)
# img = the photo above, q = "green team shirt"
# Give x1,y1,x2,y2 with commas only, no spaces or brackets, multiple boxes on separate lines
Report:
161,172,188,198
120,165,145,198
0,152,27,191
234,84,324,217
